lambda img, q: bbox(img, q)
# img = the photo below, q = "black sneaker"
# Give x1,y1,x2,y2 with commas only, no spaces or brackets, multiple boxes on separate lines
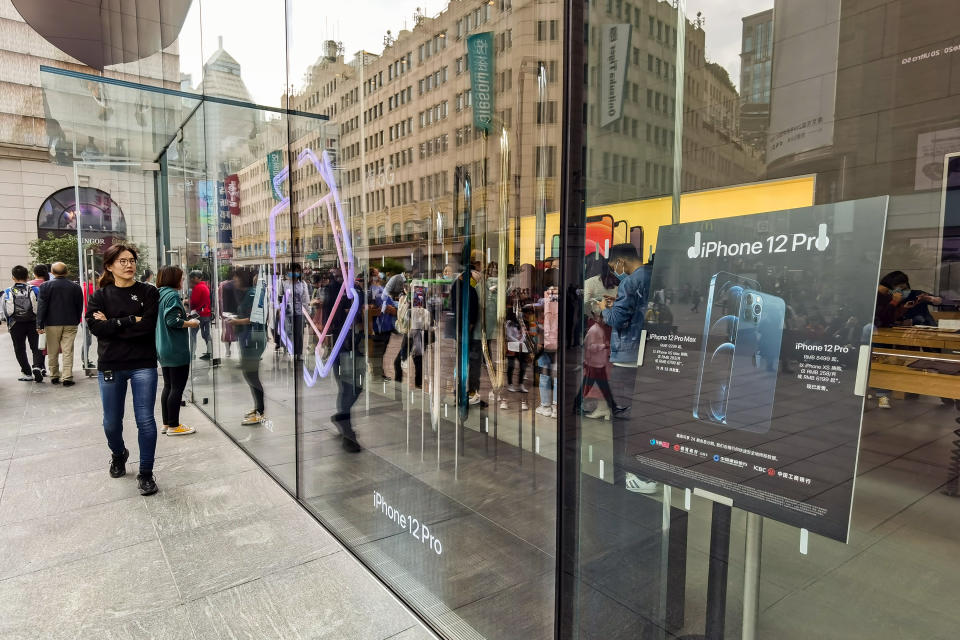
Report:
32,367,43,383
109,448,129,477
62,379,75,387
199,353,211,361
51,377,60,384
341,437,362,453
137,473,158,496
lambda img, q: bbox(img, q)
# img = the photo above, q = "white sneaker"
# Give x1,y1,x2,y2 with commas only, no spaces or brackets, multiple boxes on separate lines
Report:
878,396,891,409
535,405,552,417
550,405,557,418
507,384,520,392
499,400,509,410
625,472,658,494
521,401,529,410
468,393,481,406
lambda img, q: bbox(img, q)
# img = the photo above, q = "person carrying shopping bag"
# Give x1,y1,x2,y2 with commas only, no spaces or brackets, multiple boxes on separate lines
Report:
85,244,161,496
156,266,200,436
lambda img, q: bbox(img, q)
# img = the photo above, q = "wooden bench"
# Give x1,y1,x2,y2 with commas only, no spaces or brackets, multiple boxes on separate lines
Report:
870,327,960,400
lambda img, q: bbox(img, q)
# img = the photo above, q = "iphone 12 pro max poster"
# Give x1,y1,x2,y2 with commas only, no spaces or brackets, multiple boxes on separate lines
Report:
621,197,887,542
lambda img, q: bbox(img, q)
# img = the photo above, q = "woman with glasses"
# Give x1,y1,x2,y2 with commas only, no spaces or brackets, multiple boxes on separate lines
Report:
85,244,161,496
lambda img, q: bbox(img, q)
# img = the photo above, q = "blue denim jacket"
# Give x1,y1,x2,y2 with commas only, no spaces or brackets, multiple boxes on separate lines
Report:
602,266,650,364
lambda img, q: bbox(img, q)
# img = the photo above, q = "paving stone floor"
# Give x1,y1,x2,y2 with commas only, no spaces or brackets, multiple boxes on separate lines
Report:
0,327,436,640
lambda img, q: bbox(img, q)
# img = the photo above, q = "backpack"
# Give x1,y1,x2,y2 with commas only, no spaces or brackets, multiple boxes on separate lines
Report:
3,284,38,324
395,294,410,334
543,296,559,352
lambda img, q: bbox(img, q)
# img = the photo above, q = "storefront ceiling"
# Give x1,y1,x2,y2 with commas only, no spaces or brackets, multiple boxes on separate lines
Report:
12,0,192,70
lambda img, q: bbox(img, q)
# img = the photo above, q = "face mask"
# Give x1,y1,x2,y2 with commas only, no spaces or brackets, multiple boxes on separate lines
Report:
614,262,628,281
896,288,911,298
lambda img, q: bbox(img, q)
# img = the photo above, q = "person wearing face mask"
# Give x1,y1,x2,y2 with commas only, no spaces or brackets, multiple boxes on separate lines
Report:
283,263,309,359
601,243,657,494
873,270,945,409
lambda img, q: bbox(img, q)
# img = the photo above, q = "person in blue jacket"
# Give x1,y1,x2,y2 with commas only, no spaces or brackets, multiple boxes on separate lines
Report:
601,243,657,494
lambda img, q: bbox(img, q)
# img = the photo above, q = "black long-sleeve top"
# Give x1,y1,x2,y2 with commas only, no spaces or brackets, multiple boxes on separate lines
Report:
85,282,159,371
37,277,84,329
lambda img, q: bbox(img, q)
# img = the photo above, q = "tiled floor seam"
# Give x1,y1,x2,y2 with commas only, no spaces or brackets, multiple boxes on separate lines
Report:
0,536,151,585
0,467,265,528
147,494,186,606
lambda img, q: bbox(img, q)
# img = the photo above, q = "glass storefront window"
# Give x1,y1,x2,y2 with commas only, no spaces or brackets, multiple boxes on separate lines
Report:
564,1,960,638
37,0,960,637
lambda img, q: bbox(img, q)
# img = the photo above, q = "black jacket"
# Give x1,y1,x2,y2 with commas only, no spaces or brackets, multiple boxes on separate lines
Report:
36,277,84,329
85,282,159,371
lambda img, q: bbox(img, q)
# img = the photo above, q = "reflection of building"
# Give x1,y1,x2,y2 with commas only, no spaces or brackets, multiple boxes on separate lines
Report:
765,0,960,290
0,0,179,277
181,39,260,266
739,9,773,153
230,0,564,267
585,2,764,213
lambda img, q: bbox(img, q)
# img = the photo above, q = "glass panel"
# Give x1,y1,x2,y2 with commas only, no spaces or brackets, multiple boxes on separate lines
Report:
570,1,960,638
283,1,561,637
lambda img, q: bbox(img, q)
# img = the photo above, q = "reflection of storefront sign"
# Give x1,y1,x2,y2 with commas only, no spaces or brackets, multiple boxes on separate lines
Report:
266,150,284,202
599,24,631,127
915,128,960,191
627,196,888,543
467,32,494,132
901,43,960,66
766,0,839,163
225,174,241,214
217,181,232,244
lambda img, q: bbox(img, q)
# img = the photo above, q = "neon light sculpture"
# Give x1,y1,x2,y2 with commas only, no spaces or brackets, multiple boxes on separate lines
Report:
267,148,358,386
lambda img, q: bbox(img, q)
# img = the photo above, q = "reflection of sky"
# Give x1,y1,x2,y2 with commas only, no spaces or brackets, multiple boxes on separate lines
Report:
685,0,773,91
178,0,447,106
176,1,772,104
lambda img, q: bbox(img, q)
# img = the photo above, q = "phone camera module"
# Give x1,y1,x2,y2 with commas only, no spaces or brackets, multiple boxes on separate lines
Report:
754,303,762,315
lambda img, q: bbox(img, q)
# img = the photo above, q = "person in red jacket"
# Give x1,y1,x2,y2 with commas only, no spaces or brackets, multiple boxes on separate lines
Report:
188,270,212,360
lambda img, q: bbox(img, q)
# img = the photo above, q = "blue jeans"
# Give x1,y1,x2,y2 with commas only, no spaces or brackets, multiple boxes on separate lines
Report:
98,368,159,473
538,352,557,407
190,316,212,356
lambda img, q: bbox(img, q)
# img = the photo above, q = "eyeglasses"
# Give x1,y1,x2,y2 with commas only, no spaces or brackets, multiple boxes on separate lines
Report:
115,258,137,266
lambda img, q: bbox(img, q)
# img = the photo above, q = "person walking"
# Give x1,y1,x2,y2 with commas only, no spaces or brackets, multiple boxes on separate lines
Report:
187,270,212,360
601,243,656,494
218,268,239,358
156,266,198,436
85,244,161,496
226,267,268,426
3,265,43,382
29,263,49,288
36,262,83,386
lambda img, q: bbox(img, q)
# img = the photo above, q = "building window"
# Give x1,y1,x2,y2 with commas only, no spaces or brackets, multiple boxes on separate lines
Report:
535,145,556,178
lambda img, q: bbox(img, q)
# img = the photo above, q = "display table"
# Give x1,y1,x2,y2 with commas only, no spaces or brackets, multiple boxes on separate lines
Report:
870,327,960,399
